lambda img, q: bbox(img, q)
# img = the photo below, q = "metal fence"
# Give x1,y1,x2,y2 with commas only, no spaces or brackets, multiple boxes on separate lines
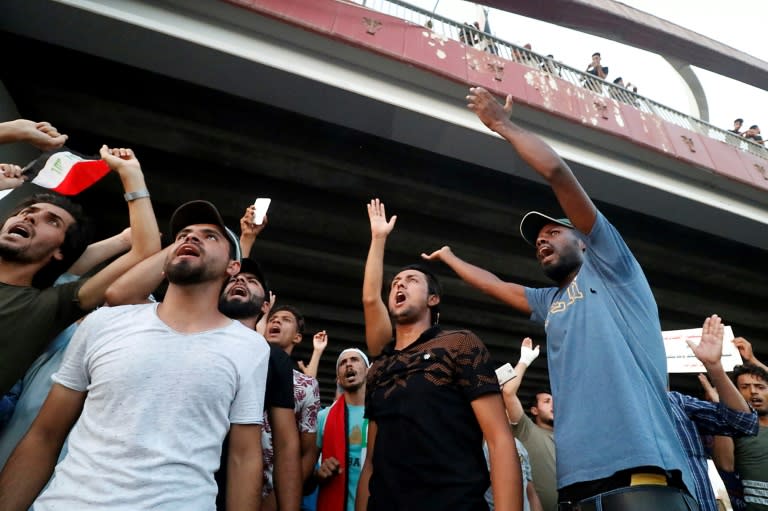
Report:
355,0,767,160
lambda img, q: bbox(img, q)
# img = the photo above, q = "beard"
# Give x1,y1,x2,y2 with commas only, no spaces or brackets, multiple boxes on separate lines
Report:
542,249,582,284
219,294,264,320
0,242,23,261
165,258,215,285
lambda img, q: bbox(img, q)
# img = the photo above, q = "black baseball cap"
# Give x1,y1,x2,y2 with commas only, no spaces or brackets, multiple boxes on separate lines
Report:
169,200,241,260
519,211,575,246
239,257,269,297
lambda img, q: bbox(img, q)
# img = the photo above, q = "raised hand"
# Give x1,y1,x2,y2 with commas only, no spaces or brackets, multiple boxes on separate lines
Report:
313,330,329,352
420,246,453,262
732,337,755,364
0,163,26,191
256,291,276,336
99,145,141,175
687,314,724,368
519,337,540,367
240,205,268,239
697,374,720,403
367,198,396,239
466,87,513,132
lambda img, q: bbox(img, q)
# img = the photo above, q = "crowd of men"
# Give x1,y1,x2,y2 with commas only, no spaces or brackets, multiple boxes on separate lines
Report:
0,86,765,511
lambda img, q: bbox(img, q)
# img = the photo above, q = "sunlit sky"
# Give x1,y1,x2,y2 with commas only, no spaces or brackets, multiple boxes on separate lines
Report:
402,0,768,131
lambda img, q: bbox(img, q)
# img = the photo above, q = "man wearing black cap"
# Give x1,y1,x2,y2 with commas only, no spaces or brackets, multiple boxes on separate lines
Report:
217,257,302,511
0,200,270,511
419,88,697,511
359,198,521,511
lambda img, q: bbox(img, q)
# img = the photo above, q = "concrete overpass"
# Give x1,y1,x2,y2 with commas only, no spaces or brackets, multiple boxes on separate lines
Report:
1,0,765,403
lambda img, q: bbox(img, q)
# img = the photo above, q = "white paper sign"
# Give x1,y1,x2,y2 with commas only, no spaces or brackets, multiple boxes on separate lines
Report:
663,326,742,373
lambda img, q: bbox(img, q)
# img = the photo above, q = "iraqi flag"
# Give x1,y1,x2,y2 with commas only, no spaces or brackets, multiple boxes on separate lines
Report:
22,148,110,196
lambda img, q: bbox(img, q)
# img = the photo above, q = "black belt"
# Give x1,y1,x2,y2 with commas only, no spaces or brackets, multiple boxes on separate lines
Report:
558,485,699,511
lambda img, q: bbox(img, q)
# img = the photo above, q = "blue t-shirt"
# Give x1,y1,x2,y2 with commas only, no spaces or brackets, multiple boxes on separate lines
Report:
524,211,692,491
317,403,367,511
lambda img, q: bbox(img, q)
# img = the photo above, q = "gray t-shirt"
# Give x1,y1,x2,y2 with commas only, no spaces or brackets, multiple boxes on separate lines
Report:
34,303,270,511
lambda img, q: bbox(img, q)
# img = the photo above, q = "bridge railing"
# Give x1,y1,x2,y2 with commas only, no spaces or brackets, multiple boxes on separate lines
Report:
356,0,767,159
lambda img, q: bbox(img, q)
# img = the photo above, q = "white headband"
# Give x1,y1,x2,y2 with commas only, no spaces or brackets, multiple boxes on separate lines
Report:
336,348,370,369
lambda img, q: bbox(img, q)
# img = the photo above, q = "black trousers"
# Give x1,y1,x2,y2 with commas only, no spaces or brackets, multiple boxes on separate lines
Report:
558,485,700,511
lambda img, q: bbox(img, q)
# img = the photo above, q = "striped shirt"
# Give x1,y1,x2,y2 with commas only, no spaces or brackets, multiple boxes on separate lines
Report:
668,391,759,511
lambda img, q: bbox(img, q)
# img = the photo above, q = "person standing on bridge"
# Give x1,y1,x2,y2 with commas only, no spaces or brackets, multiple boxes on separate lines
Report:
419,86,698,511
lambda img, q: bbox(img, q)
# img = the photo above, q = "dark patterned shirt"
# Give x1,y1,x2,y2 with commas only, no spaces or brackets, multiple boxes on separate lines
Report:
365,326,499,511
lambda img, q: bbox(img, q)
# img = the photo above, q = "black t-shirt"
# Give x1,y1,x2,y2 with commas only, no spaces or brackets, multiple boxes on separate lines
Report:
216,342,294,509
365,326,499,511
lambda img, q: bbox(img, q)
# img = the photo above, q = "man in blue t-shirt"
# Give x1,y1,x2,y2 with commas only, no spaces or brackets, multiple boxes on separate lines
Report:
313,348,369,511
421,87,697,511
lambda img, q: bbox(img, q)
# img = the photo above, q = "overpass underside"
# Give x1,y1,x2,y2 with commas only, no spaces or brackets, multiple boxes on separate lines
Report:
0,0,765,403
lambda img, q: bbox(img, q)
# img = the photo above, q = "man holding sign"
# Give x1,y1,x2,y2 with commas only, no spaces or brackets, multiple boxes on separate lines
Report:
667,314,758,511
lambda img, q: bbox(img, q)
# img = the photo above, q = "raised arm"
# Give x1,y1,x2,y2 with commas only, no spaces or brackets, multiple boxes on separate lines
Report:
239,205,268,259
500,337,540,423
732,337,768,372
104,246,171,306
688,315,751,413
0,384,85,511
297,331,328,379
467,87,597,234
362,199,396,356
421,246,530,314
0,119,68,151
76,146,161,310
67,227,132,276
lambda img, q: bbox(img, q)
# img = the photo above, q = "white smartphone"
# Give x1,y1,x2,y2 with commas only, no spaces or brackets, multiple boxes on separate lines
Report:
495,362,517,386
253,198,271,225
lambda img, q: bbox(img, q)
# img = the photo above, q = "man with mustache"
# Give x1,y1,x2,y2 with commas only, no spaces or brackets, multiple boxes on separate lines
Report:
313,347,369,511
0,200,268,511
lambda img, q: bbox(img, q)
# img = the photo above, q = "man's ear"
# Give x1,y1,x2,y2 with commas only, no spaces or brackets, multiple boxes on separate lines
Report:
51,248,64,262
530,406,539,417
427,294,440,307
226,260,241,277
292,332,302,346
578,239,586,252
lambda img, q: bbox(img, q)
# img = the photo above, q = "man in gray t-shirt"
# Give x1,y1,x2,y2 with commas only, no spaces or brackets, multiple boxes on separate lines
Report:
0,200,269,511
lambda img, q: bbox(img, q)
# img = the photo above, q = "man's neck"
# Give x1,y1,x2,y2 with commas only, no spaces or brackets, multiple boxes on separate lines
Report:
158,282,232,333
237,317,257,330
759,414,768,428
394,317,433,350
535,419,554,432
0,260,43,287
344,387,365,406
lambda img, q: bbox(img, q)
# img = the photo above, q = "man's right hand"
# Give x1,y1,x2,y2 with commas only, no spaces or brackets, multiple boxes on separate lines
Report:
733,337,755,364
315,457,342,482
367,198,396,239
421,245,453,262
466,87,513,133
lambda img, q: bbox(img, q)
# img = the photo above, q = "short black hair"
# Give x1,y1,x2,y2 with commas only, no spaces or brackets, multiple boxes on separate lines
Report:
735,118,744,124
592,52,601,58
397,263,441,325
269,304,305,335
613,77,623,84
7,193,92,289
527,389,552,411
733,364,768,384
749,125,759,130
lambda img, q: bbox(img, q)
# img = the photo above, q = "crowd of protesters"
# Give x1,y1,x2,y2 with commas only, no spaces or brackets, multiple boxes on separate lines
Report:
0,86,765,511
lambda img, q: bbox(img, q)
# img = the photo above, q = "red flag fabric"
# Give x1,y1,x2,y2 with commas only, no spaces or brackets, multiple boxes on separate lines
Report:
23,149,110,196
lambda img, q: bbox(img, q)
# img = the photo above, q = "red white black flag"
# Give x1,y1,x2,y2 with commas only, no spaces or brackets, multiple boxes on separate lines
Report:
22,148,110,196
